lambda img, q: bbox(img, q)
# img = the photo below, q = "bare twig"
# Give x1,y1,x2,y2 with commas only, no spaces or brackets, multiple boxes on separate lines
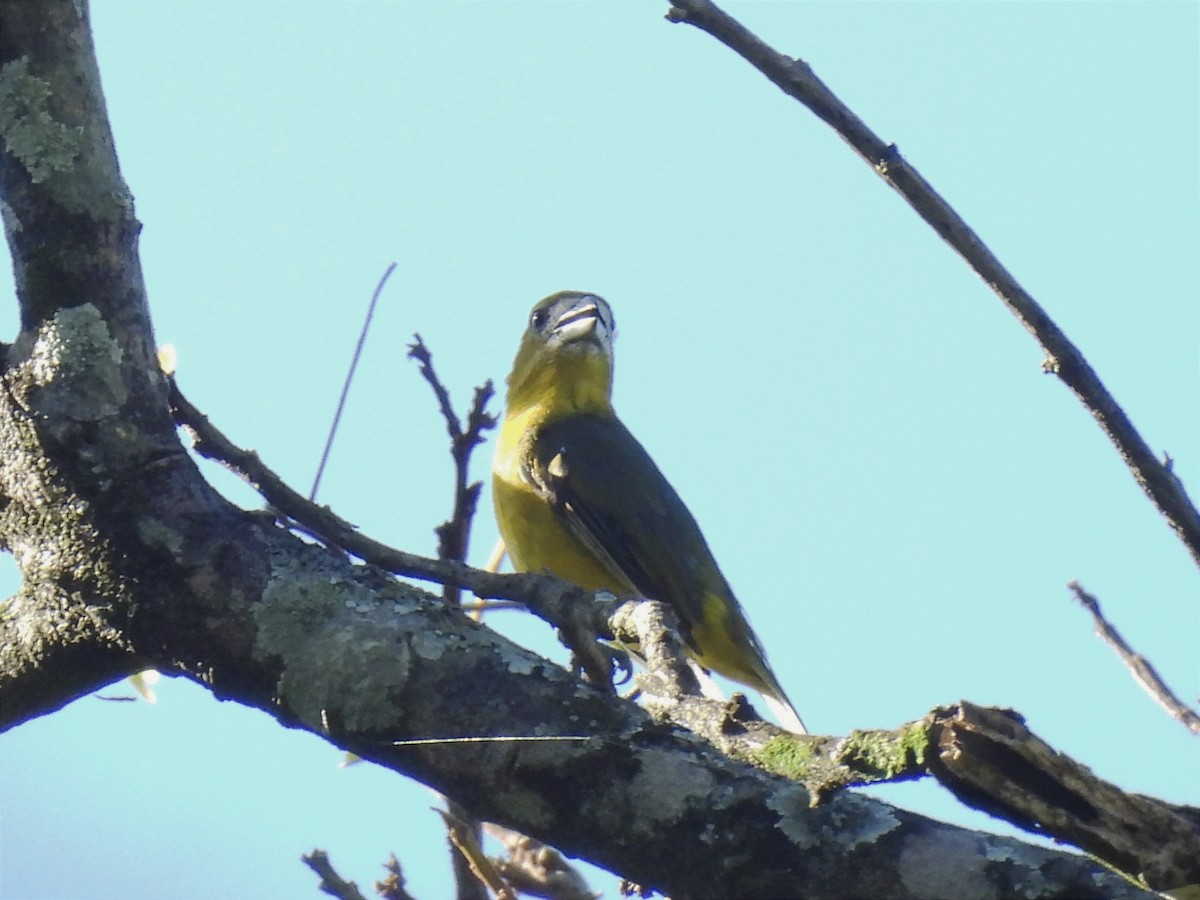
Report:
436,809,516,900
485,823,598,900
663,0,1200,569
374,853,417,900
302,849,369,900
310,262,397,501
1069,581,1200,735
406,334,496,606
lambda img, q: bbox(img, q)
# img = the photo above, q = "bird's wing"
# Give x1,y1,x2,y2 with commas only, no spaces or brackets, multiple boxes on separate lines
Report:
523,413,725,643
524,412,807,733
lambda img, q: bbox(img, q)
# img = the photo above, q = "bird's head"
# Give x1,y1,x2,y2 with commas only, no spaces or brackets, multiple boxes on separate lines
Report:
505,291,617,417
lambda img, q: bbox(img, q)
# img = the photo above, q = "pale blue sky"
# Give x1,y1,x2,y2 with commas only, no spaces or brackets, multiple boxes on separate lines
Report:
2,4,1197,899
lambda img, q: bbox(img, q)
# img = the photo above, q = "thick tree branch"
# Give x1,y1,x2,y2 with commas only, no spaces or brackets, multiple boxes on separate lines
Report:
664,0,1200,569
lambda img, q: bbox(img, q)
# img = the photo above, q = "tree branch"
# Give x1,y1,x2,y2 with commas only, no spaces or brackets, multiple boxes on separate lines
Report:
375,853,419,900
406,333,496,607
663,0,1200,570
302,849,369,900
1069,581,1200,735
928,702,1199,895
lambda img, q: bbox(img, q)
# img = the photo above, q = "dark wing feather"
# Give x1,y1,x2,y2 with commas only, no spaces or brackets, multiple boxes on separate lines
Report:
528,413,731,644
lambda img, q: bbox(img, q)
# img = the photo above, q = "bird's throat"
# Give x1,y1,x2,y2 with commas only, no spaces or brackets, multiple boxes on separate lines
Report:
504,351,613,423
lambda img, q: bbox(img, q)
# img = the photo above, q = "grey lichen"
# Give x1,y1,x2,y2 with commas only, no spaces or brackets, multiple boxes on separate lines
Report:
0,57,81,185
981,836,1051,898
899,828,992,897
767,784,821,849
626,747,718,839
492,788,557,833
255,551,417,735
14,304,126,421
1,197,20,238
492,638,545,676
822,792,902,851
771,786,899,852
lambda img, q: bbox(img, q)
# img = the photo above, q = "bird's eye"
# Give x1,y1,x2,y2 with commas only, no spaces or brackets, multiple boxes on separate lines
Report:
530,309,549,330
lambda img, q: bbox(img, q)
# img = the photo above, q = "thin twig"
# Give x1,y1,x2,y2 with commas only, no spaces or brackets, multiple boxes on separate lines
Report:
374,853,418,900
436,809,517,900
302,849,369,900
406,334,496,606
1069,581,1200,735
406,333,463,440
485,823,598,900
310,262,397,501
664,0,1200,569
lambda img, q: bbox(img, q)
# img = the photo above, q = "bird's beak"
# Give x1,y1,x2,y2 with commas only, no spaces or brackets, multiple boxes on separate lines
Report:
553,300,605,344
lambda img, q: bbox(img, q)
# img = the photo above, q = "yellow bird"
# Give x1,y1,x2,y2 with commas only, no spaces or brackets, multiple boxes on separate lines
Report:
492,290,807,734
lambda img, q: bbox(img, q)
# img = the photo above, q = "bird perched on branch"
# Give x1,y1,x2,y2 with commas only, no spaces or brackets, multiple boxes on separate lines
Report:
492,290,807,734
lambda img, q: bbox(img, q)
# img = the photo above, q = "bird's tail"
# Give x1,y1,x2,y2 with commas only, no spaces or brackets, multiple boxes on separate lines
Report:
760,689,808,735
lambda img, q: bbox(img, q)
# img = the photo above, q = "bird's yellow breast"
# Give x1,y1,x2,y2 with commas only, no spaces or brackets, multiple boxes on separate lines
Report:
492,404,634,593
492,471,630,592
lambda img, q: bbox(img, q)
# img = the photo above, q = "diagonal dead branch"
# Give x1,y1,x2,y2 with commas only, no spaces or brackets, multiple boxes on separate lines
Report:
1069,581,1200,736
663,0,1200,569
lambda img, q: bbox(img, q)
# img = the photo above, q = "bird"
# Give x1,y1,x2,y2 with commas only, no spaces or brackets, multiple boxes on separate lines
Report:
492,290,807,734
